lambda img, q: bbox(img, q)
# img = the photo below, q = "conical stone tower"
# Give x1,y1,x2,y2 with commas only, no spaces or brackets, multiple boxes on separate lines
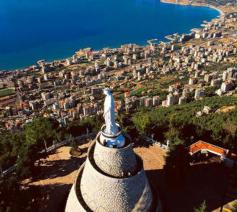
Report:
65,89,154,212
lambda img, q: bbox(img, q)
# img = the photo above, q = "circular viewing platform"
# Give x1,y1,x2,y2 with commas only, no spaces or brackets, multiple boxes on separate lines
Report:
65,131,154,212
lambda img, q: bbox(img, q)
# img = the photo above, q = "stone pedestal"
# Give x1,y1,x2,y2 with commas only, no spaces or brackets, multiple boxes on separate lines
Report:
65,127,155,212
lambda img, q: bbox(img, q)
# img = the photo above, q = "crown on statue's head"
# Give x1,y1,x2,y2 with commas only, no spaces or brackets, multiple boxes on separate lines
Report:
103,87,112,95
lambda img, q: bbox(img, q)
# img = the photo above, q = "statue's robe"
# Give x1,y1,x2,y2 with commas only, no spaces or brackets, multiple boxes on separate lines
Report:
104,93,118,135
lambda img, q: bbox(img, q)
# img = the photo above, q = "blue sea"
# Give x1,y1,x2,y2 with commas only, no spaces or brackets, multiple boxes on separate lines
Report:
0,0,219,70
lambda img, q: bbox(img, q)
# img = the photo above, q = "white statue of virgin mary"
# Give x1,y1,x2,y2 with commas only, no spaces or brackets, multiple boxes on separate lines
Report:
103,88,119,135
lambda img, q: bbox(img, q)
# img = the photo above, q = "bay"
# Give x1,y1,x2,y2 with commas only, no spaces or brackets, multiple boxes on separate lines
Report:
0,0,220,70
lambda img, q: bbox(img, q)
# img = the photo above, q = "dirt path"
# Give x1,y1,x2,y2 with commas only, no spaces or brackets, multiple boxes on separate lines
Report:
134,145,166,170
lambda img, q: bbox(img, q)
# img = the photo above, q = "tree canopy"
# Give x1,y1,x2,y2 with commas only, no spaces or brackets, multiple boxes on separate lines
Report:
132,96,237,150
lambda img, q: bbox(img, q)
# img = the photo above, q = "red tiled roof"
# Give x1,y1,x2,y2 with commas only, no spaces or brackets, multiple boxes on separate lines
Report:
189,140,229,156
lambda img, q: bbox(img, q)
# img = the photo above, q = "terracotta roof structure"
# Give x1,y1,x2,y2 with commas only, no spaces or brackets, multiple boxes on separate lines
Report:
189,140,229,157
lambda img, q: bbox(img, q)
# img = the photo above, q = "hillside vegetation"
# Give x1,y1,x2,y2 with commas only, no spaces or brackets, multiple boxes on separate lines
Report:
132,96,237,150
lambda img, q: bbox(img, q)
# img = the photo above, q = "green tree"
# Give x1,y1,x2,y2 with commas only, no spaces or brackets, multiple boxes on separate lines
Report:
0,176,20,212
132,112,151,134
0,131,23,170
164,127,182,147
17,117,57,178
233,201,237,212
79,115,103,134
194,201,207,212
164,143,190,186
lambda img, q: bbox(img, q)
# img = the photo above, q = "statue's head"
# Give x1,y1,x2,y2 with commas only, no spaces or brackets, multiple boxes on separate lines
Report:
103,88,112,96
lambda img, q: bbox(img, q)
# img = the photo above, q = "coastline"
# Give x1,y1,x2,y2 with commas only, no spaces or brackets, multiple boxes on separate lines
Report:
0,2,224,72
160,0,225,16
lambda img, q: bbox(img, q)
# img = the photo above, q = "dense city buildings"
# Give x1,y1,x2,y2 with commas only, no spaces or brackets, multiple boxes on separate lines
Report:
1,12,237,131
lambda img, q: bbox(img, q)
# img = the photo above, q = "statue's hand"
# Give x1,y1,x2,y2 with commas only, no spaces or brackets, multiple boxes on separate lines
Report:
103,110,108,119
